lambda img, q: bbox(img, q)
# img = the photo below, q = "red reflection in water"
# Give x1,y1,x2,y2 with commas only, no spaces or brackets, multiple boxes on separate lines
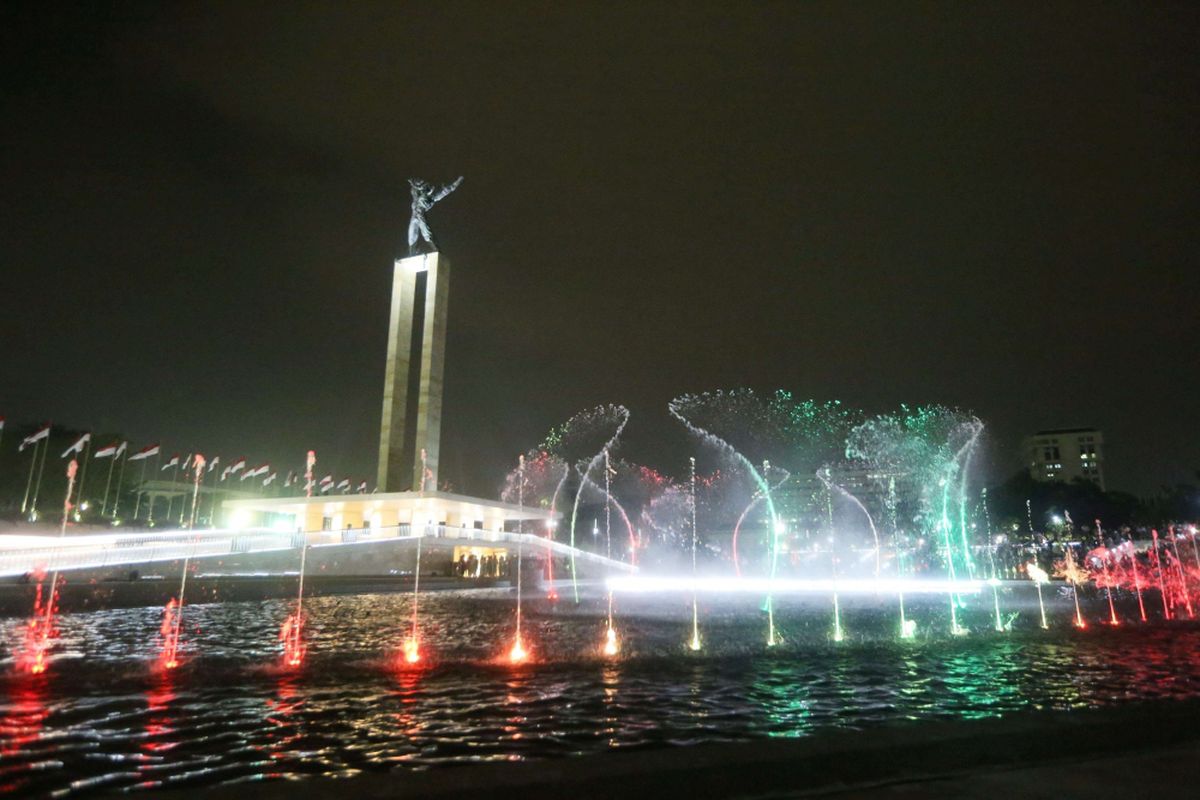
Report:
0,679,49,792
393,667,423,738
262,675,304,775
134,676,178,791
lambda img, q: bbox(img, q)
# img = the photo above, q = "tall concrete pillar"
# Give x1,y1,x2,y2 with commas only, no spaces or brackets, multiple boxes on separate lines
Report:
377,251,449,492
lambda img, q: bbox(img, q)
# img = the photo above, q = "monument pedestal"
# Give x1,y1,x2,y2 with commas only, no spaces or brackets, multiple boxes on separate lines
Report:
377,251,449,492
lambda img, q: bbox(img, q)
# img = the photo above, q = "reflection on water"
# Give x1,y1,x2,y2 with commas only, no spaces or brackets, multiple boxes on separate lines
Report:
1,590,1200,795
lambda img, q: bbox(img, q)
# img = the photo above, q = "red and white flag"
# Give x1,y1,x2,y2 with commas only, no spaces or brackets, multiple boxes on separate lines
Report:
247,463,269,478
357,480,368,493
262,471,277,487
181,453,193,471
208,455,220,472
161,453,180,470
335,478,350,492
284,470,296,487
221,465,232,481
128,443,160,462
62,432,91,458
230,456,246,474
95,440,121,458
19,424,50,452
319,474,333,493
0,416,5,432
115,441,127,458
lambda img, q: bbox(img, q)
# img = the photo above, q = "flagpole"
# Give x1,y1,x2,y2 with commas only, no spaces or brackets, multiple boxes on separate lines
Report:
112,447,129,522
75,435,92,520
21,438,38,515
148,451,161,526
166,460,179,526
30,428,51,520
133,456,148,521
100,448,117,516
188,456,205,529
206,467,221,528
177,460,188,525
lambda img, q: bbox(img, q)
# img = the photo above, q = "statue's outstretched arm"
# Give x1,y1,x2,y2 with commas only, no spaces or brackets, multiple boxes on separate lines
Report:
431,176,463,203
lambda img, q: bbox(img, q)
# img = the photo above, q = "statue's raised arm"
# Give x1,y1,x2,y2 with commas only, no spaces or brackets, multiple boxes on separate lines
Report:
431,176,463,204
407,176,463,254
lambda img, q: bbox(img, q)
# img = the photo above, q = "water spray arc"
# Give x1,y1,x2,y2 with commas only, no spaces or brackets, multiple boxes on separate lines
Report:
669,397,780,648
565,406,630,603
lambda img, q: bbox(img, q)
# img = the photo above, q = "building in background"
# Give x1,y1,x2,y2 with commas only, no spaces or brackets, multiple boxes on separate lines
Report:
1023,428,1105,490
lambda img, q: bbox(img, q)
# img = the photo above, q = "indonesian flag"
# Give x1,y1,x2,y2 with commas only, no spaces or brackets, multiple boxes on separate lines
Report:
208,455,220,472
161,453,180,470
19,424,50,452
319,474,333,493
357,480,368,493
181,453,193,471
62,432,91,458
335,478,350,492
284,470,296,487
128,443,160,462
262,471,277,487
116,441,127,457
248,463,269,478
95,440,121,458
0,416,5,431
230,457,246,474
221,465,232,481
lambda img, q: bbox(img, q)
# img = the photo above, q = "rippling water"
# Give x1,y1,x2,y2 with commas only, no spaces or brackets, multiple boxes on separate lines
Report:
3,587,1200,795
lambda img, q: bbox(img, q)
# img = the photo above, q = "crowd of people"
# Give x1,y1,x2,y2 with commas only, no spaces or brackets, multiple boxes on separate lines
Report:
455,551,509,578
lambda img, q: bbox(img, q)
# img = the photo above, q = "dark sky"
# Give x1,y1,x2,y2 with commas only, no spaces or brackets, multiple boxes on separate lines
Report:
1,2,1197,496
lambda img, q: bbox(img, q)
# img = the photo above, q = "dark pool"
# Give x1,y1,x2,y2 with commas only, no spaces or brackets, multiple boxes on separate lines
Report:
2,586,1199,795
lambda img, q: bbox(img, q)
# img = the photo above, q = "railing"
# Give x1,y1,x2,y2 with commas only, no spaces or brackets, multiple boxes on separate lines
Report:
0,524,635,577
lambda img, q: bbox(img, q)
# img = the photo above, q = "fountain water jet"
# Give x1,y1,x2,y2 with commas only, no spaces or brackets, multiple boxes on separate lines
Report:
19,458,77,675
982,489,1004,632
510,455,529,664
1168,526,1194,619
1096,522,1120,625
402,535,423,665
688,457,702,652
1026,561,1050,630
1152,530,1171,620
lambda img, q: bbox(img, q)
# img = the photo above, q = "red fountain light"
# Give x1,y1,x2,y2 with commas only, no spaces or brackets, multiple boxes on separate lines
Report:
602,625,619,657
508,636,529,665
158,599,182,671
17,573,58,675
279,611,305,668
401,636,421,666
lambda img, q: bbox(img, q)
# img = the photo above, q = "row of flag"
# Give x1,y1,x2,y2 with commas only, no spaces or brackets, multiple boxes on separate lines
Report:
6,418,371,495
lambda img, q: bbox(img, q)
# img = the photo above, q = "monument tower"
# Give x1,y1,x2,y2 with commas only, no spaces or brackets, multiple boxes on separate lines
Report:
377,177,462,492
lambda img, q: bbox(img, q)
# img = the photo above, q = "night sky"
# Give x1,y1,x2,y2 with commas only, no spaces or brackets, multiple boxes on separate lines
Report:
1,2,1197,496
